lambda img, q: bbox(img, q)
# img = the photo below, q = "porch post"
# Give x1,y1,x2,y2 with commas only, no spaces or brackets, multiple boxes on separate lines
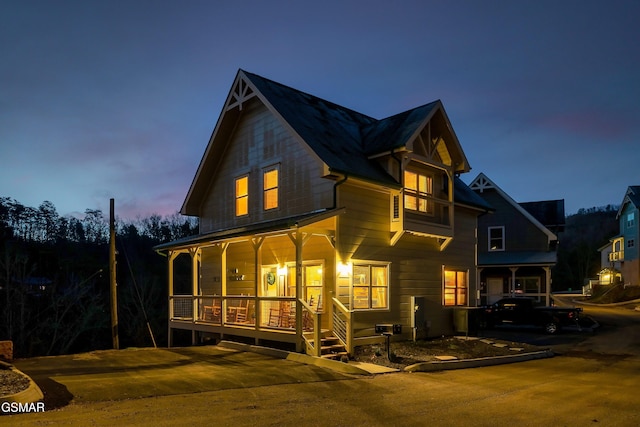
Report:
295,231,304,352
543,266,551,306
167,250,179,348
220,243,228,327
253,237,265,339
189,247,200,328
509,267,518,297
476,267,483,306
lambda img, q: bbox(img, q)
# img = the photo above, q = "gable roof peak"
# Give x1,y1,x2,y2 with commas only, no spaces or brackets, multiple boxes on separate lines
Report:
470,173,558,242
617,185,640,218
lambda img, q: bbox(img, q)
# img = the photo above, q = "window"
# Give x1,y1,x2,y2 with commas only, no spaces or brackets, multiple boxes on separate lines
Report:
628,212,636,228
341,262,389,310
303,264,323,311
354,264,388,309
263,167,278,210
443,269,467,306
235,176,248,216
488,226,504,251
404,171,433,214
628,239,635,249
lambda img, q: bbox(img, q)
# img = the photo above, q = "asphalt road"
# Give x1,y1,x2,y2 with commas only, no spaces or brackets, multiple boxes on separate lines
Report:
5,301,640,426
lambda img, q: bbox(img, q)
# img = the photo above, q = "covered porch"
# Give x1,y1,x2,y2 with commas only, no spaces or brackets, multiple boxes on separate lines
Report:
157,209,357,357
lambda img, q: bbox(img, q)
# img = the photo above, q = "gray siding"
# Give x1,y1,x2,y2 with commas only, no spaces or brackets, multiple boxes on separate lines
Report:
199,99,334,233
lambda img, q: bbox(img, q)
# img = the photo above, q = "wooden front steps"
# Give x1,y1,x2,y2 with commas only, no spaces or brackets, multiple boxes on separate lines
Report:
306,331,348,360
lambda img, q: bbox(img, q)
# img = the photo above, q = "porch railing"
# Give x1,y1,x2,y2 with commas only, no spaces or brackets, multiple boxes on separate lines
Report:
170,295,194,320
332,297,352,353
170,294,355,355
300,298,322,357
170,295,298,330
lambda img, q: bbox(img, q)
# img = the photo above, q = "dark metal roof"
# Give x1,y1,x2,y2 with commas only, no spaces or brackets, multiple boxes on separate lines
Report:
360,101,440,155
243,70,397,185
478,250,557,266
242,70,464,186
520,200,565,231
625,186,640,207
454,177,493,212
153,208,343,251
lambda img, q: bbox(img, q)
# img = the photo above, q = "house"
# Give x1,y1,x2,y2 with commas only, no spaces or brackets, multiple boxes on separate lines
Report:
469,173,564,306
596,241,622,286
610,186,640,286
154,70,491,357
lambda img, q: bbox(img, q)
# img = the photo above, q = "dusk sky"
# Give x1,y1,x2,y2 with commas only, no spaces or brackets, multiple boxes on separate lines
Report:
2,1,639,220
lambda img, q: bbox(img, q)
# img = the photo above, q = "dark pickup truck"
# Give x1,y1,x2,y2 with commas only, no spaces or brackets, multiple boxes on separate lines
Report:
482,297,582,334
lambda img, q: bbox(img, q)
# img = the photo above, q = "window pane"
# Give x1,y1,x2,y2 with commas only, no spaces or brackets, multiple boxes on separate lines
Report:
444,270,456,288
264,169,278,189
404,171,417,191
405,194,417,210
264,188,278,210
353,265,369,285
419,174,431,195
371,266,387,286
236,197,248,216
236,176,248,196
371,287,387,308
353,286,369,309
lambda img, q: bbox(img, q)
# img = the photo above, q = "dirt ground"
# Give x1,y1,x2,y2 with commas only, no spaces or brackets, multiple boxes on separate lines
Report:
352,336,543,369
1,366,30,395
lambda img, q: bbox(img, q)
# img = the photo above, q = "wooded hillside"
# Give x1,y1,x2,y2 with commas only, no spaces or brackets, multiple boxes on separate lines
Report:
0,197,197,358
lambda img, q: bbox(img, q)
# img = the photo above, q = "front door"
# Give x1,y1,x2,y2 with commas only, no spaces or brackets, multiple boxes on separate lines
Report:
487,278,503,304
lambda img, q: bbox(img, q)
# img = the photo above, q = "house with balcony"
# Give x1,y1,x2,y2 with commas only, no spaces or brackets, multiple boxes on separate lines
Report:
609,186,640,286
154,70,491,357
469,173,564,305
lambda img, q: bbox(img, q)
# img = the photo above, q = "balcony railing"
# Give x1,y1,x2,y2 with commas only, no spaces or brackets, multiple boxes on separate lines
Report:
609,251,624,262
404,196,453,239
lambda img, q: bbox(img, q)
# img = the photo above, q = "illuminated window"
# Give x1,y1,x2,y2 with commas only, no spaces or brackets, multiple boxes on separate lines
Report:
488,226,504,251
303,264,323,311
352,263,389,310
263,167,278,210
235,176,248,216
443,269,467,306
404,170,433,214
628,212,635,228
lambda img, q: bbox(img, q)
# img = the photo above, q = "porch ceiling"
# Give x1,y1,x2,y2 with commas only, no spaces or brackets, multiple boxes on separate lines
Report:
154,208,344,252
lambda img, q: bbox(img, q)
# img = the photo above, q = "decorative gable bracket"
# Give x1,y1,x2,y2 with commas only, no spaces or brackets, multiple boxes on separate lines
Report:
225,76,256,112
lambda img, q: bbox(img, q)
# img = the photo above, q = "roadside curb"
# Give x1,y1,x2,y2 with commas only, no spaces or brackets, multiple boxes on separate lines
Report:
0,360,44,405
217,340,554,375
404,349,555,372
572,298,640,308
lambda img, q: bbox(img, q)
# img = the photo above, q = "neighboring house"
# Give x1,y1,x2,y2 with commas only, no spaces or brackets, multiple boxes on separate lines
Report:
610,186,640,286
596,241,622,285
469,173,564,306
154,69,491,357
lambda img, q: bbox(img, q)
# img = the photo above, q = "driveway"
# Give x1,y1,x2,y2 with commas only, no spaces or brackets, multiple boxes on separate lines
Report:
13,345,353,409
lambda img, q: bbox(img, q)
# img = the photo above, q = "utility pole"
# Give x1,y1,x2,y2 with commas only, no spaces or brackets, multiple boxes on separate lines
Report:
109,198,119,349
